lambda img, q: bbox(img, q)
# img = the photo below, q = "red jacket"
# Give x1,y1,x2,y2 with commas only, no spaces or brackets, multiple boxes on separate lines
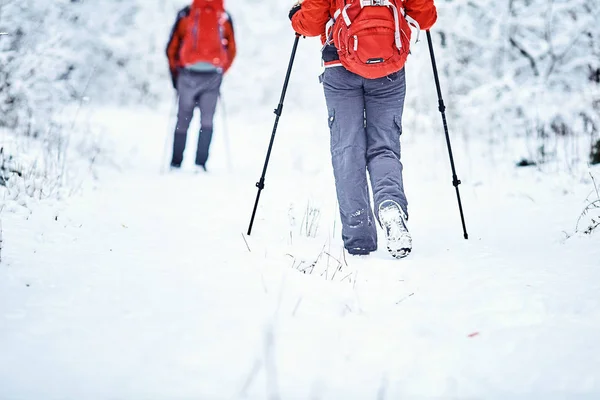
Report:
166,3,237,73
292,0,437,43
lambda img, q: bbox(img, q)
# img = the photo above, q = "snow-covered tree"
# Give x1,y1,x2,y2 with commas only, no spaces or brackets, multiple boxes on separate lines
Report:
427,0,600,164
0,0,169,137
0,0,175,203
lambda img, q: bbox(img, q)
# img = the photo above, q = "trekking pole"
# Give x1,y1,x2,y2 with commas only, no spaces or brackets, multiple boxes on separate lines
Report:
426,30,469,240
160,92,178,174
247,34,300,236
218,95,233,172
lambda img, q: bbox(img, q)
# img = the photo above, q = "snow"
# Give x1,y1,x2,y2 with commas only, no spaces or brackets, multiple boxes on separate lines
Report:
2,1,600,399
2,98,599,398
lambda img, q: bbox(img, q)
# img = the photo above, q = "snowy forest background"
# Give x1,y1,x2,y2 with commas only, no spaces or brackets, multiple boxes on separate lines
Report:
1,0,599,224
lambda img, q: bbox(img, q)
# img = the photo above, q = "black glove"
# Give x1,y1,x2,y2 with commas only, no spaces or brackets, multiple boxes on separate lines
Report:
170,68,179,90
289,3,301,20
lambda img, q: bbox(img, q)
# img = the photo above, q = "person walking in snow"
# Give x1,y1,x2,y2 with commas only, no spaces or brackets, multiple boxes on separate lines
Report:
289,0,437,258
166,0,236,171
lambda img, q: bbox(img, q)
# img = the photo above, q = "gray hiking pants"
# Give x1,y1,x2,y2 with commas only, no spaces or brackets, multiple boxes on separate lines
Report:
322,66,408,252
172,69,222,166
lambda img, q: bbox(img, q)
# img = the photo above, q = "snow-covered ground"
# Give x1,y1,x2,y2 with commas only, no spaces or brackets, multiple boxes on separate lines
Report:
2,98,600,399
2,3,600,399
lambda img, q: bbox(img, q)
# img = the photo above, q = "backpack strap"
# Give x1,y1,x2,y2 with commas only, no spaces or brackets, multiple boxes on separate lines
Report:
340,4,352,26
166,6,191,60
323,9,342,48
385,0,403,50
402,10,421,43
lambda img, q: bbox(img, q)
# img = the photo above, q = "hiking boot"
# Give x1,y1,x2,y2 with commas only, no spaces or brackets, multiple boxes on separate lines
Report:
378,200,412,259
195,163,207,173
346,246,373,256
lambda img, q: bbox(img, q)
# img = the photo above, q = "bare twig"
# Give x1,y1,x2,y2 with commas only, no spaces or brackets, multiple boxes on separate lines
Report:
297,261,309,273
238,358,263,398
292,297,302,317
323,251,343,266
575,172,600,234
591,172,599,199
396,292,415,304
340,272,353,283
330,258,343,281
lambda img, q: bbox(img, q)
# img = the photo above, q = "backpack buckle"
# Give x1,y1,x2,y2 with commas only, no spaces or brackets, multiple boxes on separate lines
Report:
361,0,385,6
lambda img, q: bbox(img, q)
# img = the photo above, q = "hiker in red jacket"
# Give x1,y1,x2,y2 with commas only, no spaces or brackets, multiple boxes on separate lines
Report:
290,0,437,258
166,0,236,171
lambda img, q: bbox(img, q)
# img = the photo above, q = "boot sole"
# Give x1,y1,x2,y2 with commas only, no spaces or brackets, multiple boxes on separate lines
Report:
388,246,411,259
379,201,412,260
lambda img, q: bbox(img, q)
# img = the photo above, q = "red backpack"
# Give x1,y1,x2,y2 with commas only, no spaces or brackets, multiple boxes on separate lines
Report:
327,0,420,79
179,0,228,69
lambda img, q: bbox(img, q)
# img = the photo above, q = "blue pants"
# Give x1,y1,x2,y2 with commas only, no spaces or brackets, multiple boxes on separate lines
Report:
322,66,408,252
172,69,222,166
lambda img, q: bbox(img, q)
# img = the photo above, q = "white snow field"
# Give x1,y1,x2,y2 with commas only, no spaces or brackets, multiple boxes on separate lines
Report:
2,1,600,399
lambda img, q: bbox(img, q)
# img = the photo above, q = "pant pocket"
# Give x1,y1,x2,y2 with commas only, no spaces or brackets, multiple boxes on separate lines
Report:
328,108,340,150
391,115,402,156
393,115,403,136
